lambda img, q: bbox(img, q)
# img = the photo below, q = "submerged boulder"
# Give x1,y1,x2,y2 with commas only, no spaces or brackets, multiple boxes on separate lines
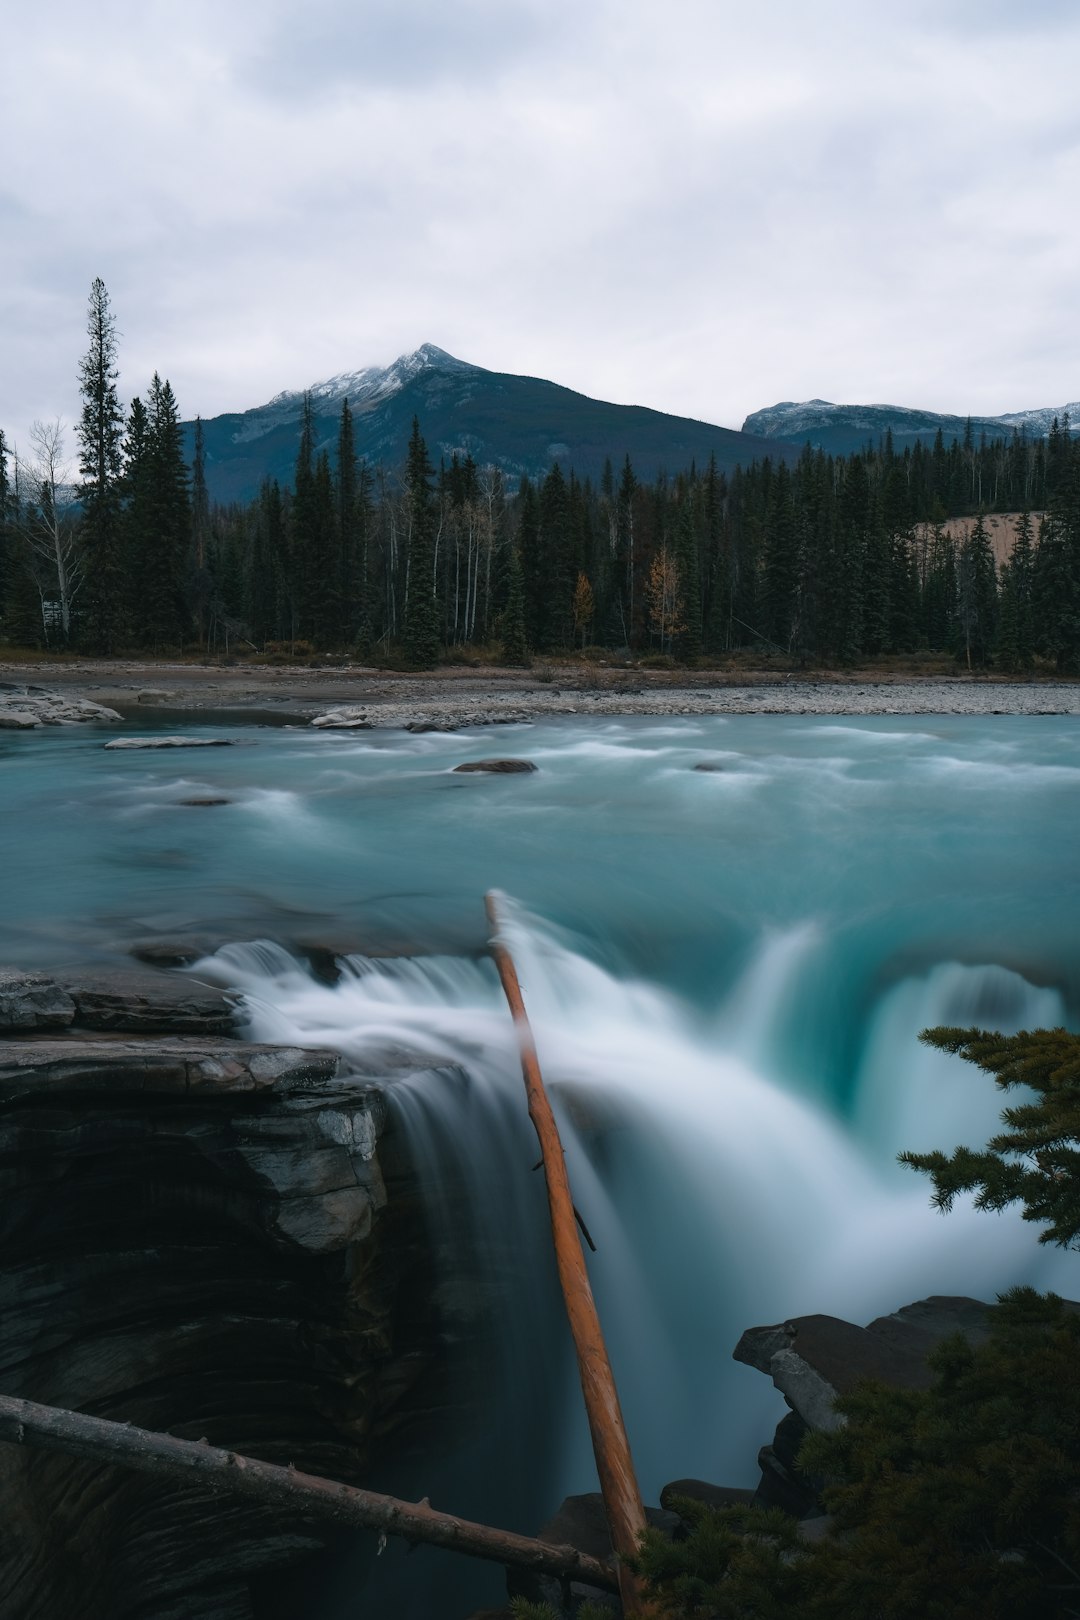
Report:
453,759,538,774
104,736,236,749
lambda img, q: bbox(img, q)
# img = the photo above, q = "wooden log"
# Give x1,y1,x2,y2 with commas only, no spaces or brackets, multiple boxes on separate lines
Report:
485,891,648,1614
0,1392,618,1595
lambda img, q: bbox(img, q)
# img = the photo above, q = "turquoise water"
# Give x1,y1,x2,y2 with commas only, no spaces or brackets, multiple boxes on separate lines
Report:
4,713,1079,1616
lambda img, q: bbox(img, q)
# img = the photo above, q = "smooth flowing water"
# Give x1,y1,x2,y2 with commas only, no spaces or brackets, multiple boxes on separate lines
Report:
4,712,1079,1616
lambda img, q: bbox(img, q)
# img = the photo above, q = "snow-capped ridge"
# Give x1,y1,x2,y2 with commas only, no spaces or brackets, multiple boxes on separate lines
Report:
744,397,1079,443
266,344,476,412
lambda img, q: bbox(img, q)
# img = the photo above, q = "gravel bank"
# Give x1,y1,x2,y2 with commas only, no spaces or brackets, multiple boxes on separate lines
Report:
1,659,1078,726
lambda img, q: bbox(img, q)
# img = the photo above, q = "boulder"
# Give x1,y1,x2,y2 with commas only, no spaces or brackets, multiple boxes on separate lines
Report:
0,968,76,1030
406,720,458,733
104,736,236,749
693,762,725,772
310,709,373,730
129,935,227,967
452,759,538,774
0,687,121,727
56,968,236,1035
734,1295,1019,1520
734,1296,999,1434
178,797,232,807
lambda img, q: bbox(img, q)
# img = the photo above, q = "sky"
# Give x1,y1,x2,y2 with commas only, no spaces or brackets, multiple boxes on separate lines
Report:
2,0,1079,456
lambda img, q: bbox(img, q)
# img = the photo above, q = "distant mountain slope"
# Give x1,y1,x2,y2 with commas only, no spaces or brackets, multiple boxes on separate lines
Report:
185,345,793,504
743,397,1079,456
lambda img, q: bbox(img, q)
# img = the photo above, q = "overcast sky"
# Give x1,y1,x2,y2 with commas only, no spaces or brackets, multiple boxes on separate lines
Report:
3,0,1079,455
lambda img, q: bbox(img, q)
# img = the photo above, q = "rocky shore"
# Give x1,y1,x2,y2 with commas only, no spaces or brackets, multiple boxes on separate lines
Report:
2,662,1080,731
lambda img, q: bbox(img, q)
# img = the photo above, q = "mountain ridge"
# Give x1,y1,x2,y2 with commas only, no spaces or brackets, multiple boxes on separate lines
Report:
185,345,796,503
743,396,1079,454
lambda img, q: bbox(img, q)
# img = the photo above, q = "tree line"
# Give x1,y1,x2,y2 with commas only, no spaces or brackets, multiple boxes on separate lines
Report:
2,280,1080,670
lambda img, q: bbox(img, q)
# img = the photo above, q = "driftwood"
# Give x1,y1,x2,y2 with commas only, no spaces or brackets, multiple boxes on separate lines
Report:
0,1392,618,1595
485,891,648,1613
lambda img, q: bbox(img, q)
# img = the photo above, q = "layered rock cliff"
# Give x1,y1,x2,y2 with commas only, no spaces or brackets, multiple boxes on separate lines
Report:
0,966,433,1620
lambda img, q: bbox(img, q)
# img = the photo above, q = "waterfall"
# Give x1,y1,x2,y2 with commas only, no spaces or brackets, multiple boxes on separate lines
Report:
197,906,1076,1523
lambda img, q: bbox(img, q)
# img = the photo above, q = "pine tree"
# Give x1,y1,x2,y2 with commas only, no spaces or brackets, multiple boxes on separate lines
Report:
402,418,440,667
190,417,211,646
499,546,528,665
956,514,997,668
140,376,191,650
77,278,126,650
335,399,361,646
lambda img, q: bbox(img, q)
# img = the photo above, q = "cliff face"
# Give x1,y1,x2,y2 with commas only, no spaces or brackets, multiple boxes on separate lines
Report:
0,1000,419,1620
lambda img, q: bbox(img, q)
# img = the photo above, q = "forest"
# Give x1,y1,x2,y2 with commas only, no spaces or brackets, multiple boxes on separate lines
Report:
3,280,1079,673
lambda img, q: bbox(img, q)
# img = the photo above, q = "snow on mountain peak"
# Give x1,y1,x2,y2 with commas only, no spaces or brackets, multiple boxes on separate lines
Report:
264,345,476,413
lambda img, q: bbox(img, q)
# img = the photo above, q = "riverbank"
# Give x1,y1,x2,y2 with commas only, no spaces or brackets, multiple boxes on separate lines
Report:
3,657,1080,724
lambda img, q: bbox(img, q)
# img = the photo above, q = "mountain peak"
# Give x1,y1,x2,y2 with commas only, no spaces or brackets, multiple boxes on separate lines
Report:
264,343,476,414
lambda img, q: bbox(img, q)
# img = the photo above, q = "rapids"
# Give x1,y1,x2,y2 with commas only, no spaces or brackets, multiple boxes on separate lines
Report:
3,711,1078,1616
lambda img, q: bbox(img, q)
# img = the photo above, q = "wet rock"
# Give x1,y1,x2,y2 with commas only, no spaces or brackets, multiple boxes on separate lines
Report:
129,935,227,967
0,968,76,1030
693,762,724,772
406,719,458,732
104,736,236,749
452,759,538,773
56,968,236,1035
178,797,232,806
0,1036,339,1100
136,689,175,703
0,686,121,727
310,709,373,730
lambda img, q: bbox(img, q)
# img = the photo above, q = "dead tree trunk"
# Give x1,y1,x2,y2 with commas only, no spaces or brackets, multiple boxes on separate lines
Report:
0,1392,617,1595
485,891,648,1614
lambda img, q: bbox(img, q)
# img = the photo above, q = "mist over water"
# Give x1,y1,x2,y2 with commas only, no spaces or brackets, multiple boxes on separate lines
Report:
4,712,1078,1616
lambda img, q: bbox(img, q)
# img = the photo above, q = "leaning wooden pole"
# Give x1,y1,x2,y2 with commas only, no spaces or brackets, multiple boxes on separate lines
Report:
0,1392,618,1594
485,892,648,1613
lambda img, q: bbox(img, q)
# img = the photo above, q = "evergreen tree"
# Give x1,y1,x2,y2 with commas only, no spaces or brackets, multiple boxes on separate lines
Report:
499,546,528,665
77,277,126,650
190,417,211,646
956,514,997,668
762,462,800,652
675,494,703,661
402,418,440,667
335,398,361,646
140,375,191,649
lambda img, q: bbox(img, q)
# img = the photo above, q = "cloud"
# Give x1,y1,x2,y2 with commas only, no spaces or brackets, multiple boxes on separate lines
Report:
239,0,567,98
1,0,1078,456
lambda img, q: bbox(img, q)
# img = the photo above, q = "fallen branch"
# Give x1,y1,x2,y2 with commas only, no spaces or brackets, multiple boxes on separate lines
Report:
485,891,647,1613
0,1392,617,1595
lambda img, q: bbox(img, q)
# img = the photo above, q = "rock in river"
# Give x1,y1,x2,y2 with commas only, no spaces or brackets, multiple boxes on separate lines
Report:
104,735,237,749
452,759,538,773
0,684,121,728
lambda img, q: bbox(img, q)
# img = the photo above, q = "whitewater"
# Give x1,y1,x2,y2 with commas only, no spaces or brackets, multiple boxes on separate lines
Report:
3,710,1078,1615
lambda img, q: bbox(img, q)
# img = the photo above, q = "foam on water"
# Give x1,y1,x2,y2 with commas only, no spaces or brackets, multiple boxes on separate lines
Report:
211,898,1077,1518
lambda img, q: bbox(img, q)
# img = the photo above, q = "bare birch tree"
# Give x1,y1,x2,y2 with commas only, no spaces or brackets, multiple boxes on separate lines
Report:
12,420,84,642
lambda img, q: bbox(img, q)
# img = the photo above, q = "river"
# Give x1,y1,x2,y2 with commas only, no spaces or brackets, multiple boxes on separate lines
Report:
4,712,1078,1616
